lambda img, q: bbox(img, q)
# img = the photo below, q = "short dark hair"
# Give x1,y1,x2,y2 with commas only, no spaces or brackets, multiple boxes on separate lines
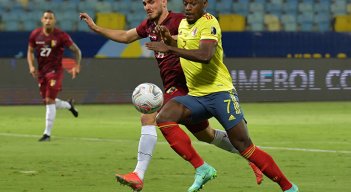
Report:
43,10,55,15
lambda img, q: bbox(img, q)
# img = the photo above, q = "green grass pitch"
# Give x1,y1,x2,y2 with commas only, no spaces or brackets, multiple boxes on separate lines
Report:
0,102,350,192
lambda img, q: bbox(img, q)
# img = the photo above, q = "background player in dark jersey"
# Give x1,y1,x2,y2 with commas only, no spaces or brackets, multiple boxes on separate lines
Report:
80,0,262,191
27,10,82,142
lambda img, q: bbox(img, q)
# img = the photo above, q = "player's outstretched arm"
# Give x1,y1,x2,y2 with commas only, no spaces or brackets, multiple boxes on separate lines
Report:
68,43,82,79
79,12,140,44
146,40,217,64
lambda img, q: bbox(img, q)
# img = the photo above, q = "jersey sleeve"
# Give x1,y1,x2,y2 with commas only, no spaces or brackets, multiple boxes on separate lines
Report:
136,19,148,38
28,31,36,47
199,17,220,42
62,32,74,47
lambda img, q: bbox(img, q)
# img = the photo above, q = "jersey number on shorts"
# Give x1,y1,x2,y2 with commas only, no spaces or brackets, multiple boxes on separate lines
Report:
40,47,52,57
224,96,241,115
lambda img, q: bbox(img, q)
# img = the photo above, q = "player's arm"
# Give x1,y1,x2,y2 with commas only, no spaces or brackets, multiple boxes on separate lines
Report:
146,40,217,64
68,42,82,79
27,45,38,78
79,13,140,43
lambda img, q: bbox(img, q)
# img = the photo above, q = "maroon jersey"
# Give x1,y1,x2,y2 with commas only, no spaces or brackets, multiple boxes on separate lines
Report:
136,12,187,91
28,27,73,74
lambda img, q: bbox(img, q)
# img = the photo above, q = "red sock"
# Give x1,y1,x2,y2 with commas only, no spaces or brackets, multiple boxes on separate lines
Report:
158,122,204,168
241,144,292,191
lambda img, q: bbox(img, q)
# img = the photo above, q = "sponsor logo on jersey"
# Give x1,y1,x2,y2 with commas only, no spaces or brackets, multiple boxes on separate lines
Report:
36,41,45,45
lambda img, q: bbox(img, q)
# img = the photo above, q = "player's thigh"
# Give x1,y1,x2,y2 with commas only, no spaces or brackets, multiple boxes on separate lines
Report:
205,91,244,130
38,77,47,99
45,71,63,99
172,95,212,125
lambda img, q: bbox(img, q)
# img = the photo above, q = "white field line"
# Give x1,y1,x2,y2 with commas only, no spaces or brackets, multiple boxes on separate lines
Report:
1,132,351,154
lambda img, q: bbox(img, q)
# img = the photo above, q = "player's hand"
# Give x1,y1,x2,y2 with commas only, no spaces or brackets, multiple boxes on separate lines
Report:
71,65,80,79
29,66,38,79
145,42,169,53
155,25,176,46
79,13,97,31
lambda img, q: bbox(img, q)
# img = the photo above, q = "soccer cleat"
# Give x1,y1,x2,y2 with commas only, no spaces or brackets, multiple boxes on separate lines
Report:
188,163,217,192
249,162,263,185
284,183,299,192
38,134,50,142
115,172,143,191
68,99,78,117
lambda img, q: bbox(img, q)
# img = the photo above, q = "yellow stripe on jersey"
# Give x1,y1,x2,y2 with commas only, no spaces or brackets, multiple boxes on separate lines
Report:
178,13,234,96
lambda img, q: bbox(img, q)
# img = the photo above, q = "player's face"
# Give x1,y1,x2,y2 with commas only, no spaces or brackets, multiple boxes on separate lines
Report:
143,0,165,20
183,0,207,24
41,12,56,30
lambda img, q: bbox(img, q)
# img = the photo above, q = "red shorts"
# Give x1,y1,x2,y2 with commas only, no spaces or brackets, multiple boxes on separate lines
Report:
162,86,209,133
38,70,63,100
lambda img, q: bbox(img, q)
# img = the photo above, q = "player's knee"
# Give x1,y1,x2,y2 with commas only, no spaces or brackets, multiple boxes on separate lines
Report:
156,101,187,125
193,127,215,143
140,113,157,125
155,112,166,125
44,97,55,105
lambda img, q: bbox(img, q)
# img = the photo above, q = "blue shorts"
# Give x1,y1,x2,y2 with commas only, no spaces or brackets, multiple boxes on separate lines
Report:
173,90,244,130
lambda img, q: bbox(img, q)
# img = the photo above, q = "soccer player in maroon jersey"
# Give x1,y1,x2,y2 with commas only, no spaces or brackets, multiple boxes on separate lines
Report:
27,10,82,142
80,0,262,191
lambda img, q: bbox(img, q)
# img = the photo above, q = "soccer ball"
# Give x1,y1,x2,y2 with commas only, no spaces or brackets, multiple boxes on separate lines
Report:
132,83,164,114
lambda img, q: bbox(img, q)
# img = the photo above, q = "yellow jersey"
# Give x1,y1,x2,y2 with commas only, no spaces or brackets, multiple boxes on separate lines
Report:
177,13,234,96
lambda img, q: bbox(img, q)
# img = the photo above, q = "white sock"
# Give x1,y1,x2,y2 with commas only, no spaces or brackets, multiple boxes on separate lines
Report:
210,129,239,154
43,104,56,136
55,98,71,109
134,125,157,181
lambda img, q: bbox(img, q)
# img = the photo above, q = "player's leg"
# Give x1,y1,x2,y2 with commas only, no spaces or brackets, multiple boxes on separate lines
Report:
39,72,63,142
52,70,77,117
116,113,157,191
55,98,78,117
39,96,56,142
191,124,263,185
227,120,297,191
134,113,157,180
157,97,216,192
211,91,297,191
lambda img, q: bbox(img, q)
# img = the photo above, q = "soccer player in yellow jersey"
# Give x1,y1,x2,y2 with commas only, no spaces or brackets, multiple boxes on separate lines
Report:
146,0,299,191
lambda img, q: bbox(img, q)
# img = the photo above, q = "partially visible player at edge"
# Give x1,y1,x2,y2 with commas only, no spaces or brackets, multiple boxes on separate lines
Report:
27,10,81,142
146,0,299,191
80,0,262,191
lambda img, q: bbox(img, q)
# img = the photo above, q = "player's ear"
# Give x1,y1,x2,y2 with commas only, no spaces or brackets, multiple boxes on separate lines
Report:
204,0,208,7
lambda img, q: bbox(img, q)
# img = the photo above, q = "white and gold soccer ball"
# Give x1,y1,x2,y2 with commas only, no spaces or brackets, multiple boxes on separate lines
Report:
132,83,164,114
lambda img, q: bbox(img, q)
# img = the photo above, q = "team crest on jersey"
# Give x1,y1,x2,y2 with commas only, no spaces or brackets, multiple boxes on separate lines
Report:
50,79,56,87
166,86,177,94
51,40,57,47
191,28,198,36
211,27,217,35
